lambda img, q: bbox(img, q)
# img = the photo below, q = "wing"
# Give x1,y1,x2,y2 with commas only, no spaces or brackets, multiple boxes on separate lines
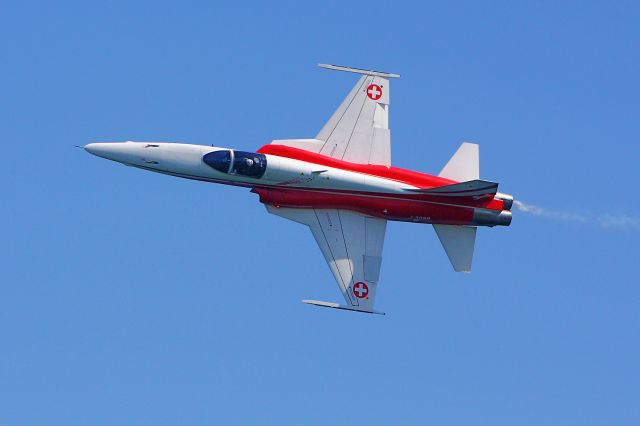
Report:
315,64,399,167
265,64,400,164
266,205,387,314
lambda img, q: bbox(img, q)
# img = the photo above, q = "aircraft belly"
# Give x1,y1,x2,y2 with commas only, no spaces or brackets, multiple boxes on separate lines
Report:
253,187,475,225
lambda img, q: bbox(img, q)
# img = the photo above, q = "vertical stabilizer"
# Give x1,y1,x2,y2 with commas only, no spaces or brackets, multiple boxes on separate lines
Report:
439,142,479,182
433,224,477,272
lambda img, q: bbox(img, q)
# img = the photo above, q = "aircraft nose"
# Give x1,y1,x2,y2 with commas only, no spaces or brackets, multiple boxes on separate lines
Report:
84,142,138,164
85,142,115,159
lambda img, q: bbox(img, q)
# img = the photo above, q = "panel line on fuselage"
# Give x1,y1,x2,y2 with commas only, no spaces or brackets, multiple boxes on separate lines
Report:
131,164,496,212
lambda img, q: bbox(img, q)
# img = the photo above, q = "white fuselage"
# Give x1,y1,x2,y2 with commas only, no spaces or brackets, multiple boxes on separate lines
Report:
84,141,512,227
85,141,416,194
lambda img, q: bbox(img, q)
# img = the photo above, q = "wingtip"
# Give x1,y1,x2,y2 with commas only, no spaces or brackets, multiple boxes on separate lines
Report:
318,63,400,78
302,299,385,315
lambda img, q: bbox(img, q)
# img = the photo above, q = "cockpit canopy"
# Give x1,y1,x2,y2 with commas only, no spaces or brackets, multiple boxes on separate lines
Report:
203,150,267,178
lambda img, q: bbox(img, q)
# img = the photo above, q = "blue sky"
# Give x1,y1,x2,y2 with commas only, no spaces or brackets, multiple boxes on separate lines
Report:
2,1,639,424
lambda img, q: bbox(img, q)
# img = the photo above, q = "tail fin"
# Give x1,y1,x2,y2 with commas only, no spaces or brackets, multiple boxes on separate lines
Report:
433,224,477,272
439,142,479,182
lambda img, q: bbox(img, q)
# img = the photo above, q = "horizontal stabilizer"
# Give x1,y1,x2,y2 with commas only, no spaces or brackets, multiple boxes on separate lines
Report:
405,179,498,198
302,300,385,315
439,142,479,182
433,224,477,272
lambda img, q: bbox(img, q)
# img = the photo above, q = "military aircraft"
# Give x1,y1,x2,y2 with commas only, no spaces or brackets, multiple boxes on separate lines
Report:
84,64,513,315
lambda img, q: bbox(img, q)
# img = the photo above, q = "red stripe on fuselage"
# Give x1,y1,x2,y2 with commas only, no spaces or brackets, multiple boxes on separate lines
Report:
253,187,476,225
257,144,504,211
258,144,455,189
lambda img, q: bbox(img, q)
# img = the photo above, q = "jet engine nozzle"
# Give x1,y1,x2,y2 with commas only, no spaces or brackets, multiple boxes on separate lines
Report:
472,209,512,227
495,192,514,210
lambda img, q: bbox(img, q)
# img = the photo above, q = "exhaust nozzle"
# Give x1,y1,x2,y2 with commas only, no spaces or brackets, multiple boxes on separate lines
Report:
473,209,512,227
495,192,514,210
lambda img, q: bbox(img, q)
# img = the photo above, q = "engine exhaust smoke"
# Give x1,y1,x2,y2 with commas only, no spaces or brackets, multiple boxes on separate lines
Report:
514,200,640,230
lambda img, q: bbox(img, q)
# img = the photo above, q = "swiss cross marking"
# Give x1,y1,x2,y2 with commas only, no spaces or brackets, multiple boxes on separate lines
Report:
366,84,382,100
353,282,369,298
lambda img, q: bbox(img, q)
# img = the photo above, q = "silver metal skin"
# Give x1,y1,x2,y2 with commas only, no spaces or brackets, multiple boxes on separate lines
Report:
472,209,512,227
495,192,514,210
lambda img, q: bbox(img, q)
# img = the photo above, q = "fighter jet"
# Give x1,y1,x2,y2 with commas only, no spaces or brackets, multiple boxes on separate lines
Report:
84,64,513,315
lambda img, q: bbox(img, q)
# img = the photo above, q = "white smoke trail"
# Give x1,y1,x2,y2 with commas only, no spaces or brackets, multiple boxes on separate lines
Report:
598,214,640,229
513,200,640,230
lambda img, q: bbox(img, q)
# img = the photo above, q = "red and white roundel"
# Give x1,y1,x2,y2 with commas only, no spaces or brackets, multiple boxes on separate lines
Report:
353,282,369,298
366,84,382,101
